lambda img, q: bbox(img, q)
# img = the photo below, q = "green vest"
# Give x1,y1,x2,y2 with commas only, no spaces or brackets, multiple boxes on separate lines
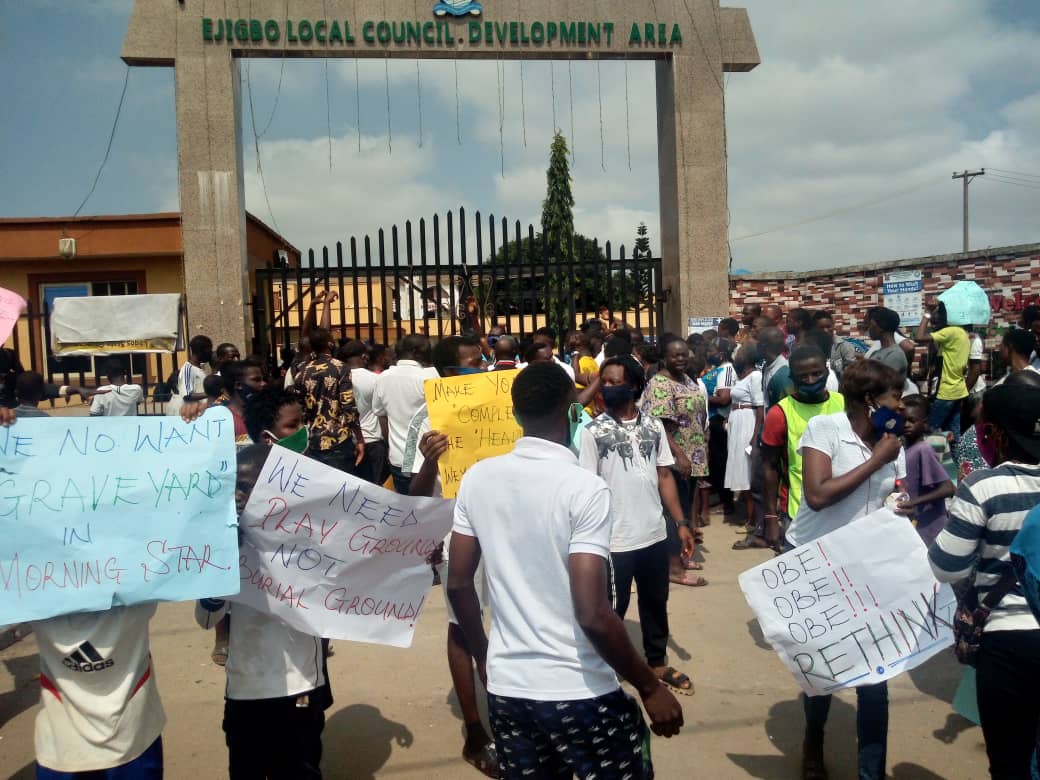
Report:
777,392,845,518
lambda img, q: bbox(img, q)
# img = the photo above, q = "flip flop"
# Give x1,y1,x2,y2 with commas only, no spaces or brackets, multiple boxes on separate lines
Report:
669,573,708,587
732,537,770,551
462,742,499,779
657,667,695,696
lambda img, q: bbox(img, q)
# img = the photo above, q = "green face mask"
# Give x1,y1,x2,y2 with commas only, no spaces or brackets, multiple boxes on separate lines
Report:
269,425,309,454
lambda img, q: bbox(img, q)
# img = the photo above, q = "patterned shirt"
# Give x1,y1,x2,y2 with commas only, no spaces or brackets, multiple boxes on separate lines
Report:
640,372,709,477
293,354,359,452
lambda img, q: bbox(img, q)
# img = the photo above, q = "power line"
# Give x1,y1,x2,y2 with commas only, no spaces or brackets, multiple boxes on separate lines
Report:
244,60,281,235
730,176,945,242
989,166,1040,181
982,174,1040,191
72,66,131,218
987,171,1040,187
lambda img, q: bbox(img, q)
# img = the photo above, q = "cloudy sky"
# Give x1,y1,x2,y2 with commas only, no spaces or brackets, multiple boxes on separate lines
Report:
3,0,1040,271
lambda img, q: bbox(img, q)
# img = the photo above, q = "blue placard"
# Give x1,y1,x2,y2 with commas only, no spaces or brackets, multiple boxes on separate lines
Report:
0,408,239,624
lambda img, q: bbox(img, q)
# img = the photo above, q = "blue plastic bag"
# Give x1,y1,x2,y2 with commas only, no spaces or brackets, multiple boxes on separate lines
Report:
938,281,991,326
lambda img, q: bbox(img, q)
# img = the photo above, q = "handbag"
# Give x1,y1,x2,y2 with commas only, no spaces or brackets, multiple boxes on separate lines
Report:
952,572,1018,666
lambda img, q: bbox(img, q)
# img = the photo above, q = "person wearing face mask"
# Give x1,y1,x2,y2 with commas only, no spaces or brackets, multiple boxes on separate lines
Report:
578,356,697,696
744,345,846,554
929,375,1040,780
785,359,906,780
220,359,267,446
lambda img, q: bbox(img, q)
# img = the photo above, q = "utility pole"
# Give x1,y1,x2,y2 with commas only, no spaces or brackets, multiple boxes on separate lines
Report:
952,169,985,252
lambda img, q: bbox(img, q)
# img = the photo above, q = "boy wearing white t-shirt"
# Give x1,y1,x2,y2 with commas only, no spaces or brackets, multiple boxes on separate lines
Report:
33,603,165,779
89,360,143,417
447,363,684,779
196,445,330,779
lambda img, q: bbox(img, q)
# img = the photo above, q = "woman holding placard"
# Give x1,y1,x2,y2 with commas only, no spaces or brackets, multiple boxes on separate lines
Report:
782,360,906,780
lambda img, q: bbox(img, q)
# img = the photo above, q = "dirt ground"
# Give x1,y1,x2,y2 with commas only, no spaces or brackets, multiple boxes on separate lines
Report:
0,516,987,779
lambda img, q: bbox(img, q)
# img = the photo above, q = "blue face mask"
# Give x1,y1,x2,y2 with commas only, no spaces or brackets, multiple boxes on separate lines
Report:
871,406,905,438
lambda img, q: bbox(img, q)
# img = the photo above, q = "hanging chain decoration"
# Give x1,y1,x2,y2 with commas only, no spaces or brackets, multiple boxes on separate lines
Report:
354,59,362,152
550,61,557,131
624,61,632,171
454,58,462,144
384,55,393,154
568,60,576,163
597,60,606,172
416,60,424,148
322,0,332,169
495,59,506,177
519,62,528,148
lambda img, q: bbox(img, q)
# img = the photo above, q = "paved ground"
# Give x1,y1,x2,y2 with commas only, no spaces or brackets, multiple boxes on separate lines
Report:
0,516,986,779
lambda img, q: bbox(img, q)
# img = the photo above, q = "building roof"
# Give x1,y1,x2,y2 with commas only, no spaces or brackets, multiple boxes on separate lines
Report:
0,211,300,257
732,241,1040,281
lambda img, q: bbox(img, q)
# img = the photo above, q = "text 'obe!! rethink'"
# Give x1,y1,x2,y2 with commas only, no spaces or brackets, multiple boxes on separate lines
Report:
739,511,956,696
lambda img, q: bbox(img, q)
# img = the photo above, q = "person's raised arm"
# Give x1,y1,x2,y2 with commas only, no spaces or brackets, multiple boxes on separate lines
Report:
409,431,448,498
320,289,338,333
576,376,601,409
569,552,683,737
300,288,326,344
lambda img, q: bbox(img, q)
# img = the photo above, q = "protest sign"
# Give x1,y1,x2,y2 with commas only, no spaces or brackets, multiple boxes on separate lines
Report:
424,369,521,498
233,448,454,647
0,287,27,346
739,509,955,696
883,270,923,327
0,408,239,625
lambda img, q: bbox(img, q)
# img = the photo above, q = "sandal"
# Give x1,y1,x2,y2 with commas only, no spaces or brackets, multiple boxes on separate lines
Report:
211,643,228,667
732,537,770,551
656,666,695,696
669,573,708,587
462,742,499,779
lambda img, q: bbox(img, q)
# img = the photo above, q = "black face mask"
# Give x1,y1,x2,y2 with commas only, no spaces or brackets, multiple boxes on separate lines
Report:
601,385,635,409
794,376,828,404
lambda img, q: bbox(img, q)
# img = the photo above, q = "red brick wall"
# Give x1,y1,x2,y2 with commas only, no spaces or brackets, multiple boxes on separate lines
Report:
729,246,1040,339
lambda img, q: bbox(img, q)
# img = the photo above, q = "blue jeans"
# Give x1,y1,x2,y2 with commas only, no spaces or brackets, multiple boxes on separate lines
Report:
37,737,163,779
803,682,889,780
929,397,962,442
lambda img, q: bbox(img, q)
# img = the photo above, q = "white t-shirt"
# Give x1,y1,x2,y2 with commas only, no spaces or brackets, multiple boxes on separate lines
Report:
350,367,383,443
864,331,908,357
195,600,325,701
89,384,143,417
786,412,906,547
514,356,576,381
968,333,987,394
579,414,675,552
371,359,439,467
453,437,619,701
730,370,764,407
33,604,165,773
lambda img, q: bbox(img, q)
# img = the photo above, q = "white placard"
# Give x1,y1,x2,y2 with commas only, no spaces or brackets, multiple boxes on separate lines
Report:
739,509,955,696
687,316,723,336
232,448,454,648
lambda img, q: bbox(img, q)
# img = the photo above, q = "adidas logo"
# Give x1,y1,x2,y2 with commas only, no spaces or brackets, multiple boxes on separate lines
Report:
62,642,114,673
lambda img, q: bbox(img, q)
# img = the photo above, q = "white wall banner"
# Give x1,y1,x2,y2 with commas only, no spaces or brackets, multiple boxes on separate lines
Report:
232,448,454,648
883,270,923,328
739,509,955,696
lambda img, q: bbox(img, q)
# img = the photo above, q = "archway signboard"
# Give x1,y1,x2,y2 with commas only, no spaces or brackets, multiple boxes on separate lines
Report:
123,0,758,347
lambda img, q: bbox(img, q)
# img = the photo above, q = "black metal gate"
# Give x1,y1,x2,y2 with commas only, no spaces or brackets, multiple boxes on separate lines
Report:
253,207,663,357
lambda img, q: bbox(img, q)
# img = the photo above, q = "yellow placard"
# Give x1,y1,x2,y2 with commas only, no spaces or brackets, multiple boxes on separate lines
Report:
423,369,522,498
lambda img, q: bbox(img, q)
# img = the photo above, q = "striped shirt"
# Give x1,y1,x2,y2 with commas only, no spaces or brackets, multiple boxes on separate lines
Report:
929,461,1040,632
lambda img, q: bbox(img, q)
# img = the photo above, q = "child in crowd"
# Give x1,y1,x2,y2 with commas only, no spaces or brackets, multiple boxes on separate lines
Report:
244,387,306,448
203,374,224,405
89,359,143,416
33,601,166,779
897,395,955,545
196,445,331,778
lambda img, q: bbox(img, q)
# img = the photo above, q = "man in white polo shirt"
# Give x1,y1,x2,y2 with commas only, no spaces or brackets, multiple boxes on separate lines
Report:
447,362,683,779
372,334,438,494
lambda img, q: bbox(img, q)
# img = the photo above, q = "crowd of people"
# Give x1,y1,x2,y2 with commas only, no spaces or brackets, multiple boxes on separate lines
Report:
6,290,1040,779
